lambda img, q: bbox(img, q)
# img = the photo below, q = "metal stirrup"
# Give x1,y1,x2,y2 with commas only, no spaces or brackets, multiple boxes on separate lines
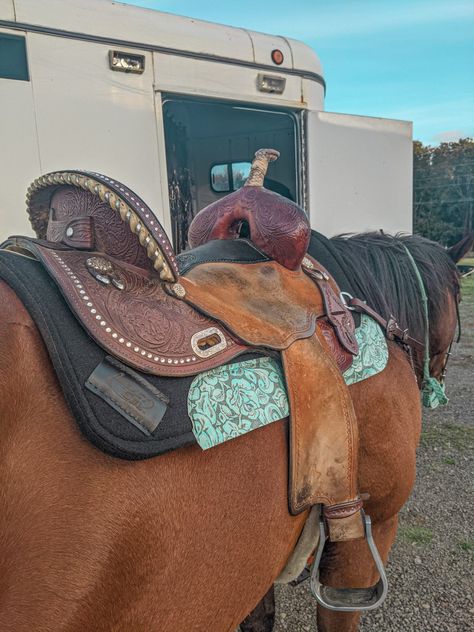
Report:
310,510,388,612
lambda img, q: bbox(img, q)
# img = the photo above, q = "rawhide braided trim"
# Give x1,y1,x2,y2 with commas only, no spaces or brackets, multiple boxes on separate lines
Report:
26,171,176,282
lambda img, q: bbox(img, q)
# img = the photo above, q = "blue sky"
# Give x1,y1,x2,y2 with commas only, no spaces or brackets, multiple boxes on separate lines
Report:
126,0,473,145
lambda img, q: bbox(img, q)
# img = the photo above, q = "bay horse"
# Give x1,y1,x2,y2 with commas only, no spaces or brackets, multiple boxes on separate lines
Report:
0,231,463,632
241,230,469,632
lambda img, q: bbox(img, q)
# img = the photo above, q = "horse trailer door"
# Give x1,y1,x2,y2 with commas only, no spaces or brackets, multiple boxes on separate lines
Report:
161,97,299,252
306,111,412,236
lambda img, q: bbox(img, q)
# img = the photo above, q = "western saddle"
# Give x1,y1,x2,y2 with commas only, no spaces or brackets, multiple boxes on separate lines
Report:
2,148,387,611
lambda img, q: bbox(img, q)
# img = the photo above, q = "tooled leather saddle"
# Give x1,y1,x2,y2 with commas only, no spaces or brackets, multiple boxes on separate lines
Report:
1,149,387,611
4,147,362,521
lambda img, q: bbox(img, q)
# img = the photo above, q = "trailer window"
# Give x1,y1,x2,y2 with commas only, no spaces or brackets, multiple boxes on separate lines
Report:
0,34,29,81
210,164,230,192
232,162,252,189
163,96,298,253
210,161,251,192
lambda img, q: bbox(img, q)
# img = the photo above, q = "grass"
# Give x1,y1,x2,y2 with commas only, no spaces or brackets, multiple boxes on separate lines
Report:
458,540,473,552
399,525,433,545
420,424,474,451
460,274,474,299
459,256,474,267
442,456,455,465
460,276,474,314
458,275,474,355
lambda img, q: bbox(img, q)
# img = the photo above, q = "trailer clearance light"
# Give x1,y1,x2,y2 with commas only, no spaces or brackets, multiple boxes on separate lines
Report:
271,49,284,65
257,74,286,94
109,51,145,74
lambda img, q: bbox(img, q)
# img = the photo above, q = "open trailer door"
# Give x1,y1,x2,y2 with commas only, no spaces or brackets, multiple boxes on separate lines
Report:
305,111,412,236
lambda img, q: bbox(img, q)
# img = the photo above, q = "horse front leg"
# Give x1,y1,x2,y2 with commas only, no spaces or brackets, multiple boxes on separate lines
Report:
317,514,398,632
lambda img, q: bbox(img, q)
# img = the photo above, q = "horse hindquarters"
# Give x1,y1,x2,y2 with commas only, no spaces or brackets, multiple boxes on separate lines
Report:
242,343,421,632
317,344,420,631
0,280,308,632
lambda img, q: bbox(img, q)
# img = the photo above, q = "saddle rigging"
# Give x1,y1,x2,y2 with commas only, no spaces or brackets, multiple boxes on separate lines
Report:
1,148,388,612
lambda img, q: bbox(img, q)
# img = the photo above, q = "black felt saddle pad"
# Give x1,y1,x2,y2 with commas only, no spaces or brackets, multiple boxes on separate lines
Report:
0,233,359,461
0,250,263,460
0,250,197,458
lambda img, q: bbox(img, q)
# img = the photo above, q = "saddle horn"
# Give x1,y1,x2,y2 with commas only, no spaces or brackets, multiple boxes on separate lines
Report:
188,148,311,270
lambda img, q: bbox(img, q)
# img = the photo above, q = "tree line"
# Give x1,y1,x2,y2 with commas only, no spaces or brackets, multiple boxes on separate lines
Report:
413,138,473,246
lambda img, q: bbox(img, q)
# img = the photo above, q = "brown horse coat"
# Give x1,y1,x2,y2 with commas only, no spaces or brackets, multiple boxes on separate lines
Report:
0,280,420,632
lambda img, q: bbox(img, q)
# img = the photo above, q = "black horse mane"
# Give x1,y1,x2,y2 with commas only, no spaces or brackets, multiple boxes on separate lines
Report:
328,232,460,345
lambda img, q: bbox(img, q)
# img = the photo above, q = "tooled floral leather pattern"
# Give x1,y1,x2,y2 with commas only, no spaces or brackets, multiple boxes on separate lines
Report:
317,280,358,355
47,217,94,249
318,319,353,372
49,187,151,269
188,187,310,270
187,356,289,449
34,246,249,376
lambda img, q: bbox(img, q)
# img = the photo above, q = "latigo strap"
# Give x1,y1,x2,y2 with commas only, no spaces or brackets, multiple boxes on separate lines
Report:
348,297,424,351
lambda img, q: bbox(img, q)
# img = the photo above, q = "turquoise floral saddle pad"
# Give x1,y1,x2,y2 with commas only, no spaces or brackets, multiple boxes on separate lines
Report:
188,314,388,449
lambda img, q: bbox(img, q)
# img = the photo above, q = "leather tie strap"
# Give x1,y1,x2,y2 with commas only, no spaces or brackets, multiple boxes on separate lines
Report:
47,216,95,250
348,297,424,352
303,264,359,356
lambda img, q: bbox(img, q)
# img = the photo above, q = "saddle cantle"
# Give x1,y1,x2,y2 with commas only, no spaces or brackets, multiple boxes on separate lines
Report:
1,148,388,611
10,171,251,375
27,171,178,281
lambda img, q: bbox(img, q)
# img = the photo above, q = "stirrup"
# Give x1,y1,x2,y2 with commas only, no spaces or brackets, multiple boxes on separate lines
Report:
310,509,388,612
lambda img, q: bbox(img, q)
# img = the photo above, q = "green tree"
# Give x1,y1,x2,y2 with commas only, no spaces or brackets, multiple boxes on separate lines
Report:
413,138,474,246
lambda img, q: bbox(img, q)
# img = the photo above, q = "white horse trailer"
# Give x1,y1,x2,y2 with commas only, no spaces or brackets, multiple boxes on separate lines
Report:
0,0,412,249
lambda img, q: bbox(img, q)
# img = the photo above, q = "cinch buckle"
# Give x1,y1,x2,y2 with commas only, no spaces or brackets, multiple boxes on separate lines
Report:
339,291,356,311
310,509,388,612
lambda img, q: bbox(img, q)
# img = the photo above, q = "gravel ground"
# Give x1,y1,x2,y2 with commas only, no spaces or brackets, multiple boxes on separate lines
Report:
272,275,474,632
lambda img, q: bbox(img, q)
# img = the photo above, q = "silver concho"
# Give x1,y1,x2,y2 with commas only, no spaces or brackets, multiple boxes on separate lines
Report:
86,256,124,289
170,282,186,299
